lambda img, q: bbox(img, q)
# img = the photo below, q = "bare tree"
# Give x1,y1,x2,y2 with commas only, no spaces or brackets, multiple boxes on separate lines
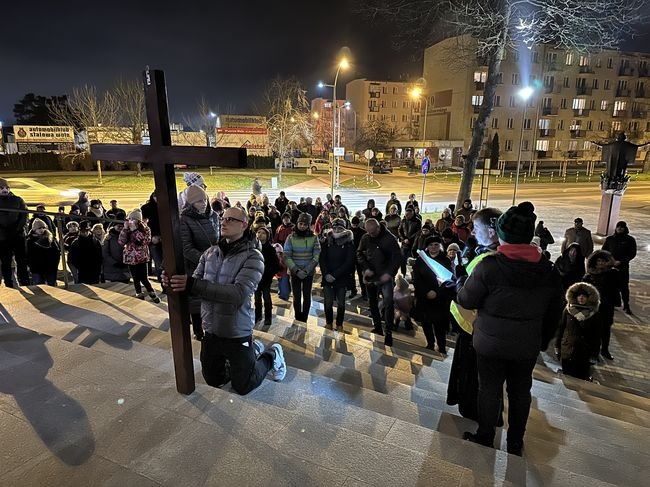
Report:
354,119,399,154
263,76,313,181
356,0,648,208
114,79,145,144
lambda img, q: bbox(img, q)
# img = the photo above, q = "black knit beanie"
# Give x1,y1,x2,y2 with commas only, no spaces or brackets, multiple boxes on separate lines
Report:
496,201,537,244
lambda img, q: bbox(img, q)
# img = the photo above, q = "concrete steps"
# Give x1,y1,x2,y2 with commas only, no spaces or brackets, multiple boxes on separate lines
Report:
2,283,650,486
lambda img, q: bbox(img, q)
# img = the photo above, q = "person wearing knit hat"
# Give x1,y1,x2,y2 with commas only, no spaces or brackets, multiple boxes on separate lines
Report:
602,220,637,314
180,182,221,340
331,217,347,229
274,212,295,247
120,207,160,303
495,201,537,244
31,218,47,230
26,217,60,286
127,209,143,221
284,210,321,322
457,200,563,456
183,172,206,188
0,177,9,189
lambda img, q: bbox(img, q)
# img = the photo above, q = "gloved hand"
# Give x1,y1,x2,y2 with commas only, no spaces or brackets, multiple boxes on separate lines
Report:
296,269,308,280
325,274,335,283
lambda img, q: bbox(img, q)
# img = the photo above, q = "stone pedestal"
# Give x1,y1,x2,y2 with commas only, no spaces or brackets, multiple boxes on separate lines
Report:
597,191,622,236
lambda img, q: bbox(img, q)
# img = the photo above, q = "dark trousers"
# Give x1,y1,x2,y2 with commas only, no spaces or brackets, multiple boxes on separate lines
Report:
291,274,313,321
200,333,273,395
351,263,367,298
149,242,163,280
31,271,57,286
0,237,30,287
129,262,154,294
254,284,273,322
600,305,615,354
619,267,630,308
190,312,204,338
400,247,412,275
562,358,591,380
367,279,395,333
421,315,448,352
323,285,347,326
475,354,537,447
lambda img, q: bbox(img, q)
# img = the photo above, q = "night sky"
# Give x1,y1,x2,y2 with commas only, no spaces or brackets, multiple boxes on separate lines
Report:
1,0,648,126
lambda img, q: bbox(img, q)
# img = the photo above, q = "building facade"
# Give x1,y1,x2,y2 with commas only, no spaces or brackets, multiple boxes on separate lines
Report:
422,36,650,170
310,98,347,156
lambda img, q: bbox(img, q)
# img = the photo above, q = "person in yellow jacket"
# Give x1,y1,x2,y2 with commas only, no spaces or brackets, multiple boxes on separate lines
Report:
446,207,502,422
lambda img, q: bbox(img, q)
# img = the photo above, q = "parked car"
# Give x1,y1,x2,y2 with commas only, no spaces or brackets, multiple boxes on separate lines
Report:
5,178,80,206
292,158,331,172
372,162,393,174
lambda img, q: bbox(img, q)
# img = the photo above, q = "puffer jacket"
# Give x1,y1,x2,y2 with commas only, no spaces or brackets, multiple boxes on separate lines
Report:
118,223,151,265
258,240,280,288
68,234,103,284
191,235,264,338
583,250,620,309
102,228,130,282
180,206,220,275
319,229,355,288
357,224,401,280
0,192,28,240
457,248,563,360
555,282,601,361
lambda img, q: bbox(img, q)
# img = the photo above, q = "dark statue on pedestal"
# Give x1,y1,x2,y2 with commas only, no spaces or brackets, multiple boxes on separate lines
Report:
593,132,647,235
595,132,647,192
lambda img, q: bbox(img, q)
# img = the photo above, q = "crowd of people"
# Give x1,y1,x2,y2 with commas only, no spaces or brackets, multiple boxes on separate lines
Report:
0,173,640,455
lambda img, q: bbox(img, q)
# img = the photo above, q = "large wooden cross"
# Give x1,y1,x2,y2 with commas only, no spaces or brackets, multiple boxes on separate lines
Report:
91,69,246,394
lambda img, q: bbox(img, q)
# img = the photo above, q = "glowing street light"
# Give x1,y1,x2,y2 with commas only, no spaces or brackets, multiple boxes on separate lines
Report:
318,55,350,195
409,87,428,143
513,86,535,205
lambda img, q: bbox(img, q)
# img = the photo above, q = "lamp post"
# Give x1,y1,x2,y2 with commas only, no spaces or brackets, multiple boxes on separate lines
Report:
410,87,428,147
318,57,349,196
344,101,357,152
513,86,535,205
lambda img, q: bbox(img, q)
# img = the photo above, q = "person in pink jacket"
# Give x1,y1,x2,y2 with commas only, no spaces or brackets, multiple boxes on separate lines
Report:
119,209,160,303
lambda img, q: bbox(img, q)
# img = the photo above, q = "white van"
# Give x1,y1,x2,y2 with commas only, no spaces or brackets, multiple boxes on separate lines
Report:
292,157,331,172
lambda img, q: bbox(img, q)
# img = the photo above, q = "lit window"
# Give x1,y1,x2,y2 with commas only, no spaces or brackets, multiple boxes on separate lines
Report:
512,73,520,85
536,140,549,151
471,95,484,105
474,71,488,82
601,100,608,110
565,52,574,65
572,98,586,109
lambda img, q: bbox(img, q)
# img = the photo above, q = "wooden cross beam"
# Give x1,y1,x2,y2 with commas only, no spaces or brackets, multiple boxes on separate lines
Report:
91,69,247,395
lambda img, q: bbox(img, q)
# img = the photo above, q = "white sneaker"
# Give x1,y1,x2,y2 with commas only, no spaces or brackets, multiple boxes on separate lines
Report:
252,339,265,359
268,343,286,381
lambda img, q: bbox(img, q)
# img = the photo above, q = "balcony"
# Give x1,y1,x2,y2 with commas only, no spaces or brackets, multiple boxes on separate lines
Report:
635,89,647,98
537,150,554,159
632,110,647,118
542,106,559,115
544,83,561,94
570,129,585,138
616,88,631,97
567,150,582,158
612,110,628,118
579,65,595,74
576,86,592,96
639,66,649,77
538,129,556,137
546,62,559,71
573,108,591,117
474,81,485,91
472,105,481,113
619,66,635,76
369,91,381,98
369,106,379,112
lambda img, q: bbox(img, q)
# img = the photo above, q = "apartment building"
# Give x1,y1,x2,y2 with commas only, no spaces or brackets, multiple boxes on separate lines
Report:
422,36,650,167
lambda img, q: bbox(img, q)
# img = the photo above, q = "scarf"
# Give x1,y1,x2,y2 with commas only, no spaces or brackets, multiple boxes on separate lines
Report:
566,304,597,321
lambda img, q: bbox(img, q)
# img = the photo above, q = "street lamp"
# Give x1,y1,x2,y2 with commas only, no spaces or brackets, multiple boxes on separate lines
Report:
344,101,357,150
410,87,428,146
512,86,535,205
318,56,349,196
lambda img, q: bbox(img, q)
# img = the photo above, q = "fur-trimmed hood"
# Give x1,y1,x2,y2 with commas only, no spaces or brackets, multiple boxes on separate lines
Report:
324,228,353,246
586,249,615,274
566,282,600,310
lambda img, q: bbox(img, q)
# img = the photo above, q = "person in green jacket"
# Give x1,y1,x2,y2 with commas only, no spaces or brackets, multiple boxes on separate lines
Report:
284,212,321,322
